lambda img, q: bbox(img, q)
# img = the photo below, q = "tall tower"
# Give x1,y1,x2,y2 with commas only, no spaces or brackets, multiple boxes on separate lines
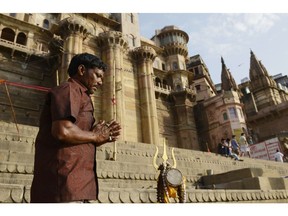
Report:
249,50,282,110
152,26,199,149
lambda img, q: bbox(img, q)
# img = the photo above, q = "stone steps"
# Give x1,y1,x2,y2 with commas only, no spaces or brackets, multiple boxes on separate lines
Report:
0,121,39,135
1,183,288,203
211,177,288,190
0,173,33,185
1,122,288,203
0,140,34,154
0,150,34,164
0,161,33,174
201,168,279,186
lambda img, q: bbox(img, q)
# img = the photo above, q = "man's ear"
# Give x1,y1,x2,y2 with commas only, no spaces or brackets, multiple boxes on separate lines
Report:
78,65,85,76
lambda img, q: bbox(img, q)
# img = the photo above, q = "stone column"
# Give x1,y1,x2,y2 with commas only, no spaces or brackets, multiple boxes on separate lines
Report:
26,32,34,49
133,46,160,145
98,31,128,140
54,16,91,83
171,91,199,150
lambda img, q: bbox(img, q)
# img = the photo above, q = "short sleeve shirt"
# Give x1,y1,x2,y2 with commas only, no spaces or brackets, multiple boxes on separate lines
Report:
239,135,248,147
31,78,97,203
274,152,284,162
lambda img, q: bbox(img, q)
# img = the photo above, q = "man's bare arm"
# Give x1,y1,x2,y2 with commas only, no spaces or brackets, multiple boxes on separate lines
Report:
51,119,121,146
52,120,99,144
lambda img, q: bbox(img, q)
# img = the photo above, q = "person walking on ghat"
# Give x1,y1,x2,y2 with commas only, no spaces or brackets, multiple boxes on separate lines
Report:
231,135,240,155
30,53,121,203
239,133,251,158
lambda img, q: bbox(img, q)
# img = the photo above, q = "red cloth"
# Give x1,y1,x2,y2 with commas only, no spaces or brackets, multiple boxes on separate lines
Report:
30,78,97,203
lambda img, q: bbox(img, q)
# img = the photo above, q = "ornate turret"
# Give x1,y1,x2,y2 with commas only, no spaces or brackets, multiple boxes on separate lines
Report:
156,26,189,58
152,26,188,73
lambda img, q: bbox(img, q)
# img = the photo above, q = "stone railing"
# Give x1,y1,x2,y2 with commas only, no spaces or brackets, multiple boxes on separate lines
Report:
0,38,48,56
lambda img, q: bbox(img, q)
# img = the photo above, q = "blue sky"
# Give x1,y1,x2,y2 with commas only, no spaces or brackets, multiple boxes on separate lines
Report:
139,13,288,84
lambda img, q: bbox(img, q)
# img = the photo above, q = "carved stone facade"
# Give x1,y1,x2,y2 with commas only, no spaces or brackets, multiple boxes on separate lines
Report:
0,13,287,152
239,51,288,144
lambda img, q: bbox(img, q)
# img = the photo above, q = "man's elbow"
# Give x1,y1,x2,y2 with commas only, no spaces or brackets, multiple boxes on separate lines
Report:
51,122,71,142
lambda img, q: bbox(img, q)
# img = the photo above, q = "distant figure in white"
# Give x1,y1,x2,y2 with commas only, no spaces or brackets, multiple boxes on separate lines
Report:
274,149,284,163
239,133,251,158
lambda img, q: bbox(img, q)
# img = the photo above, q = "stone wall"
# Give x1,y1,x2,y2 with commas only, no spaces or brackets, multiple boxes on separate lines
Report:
1,121,288,203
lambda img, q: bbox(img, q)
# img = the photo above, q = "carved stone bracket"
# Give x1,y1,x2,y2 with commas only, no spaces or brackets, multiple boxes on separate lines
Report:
54,15,93,40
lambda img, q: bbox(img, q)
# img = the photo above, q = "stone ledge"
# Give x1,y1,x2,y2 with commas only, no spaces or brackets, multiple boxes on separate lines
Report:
97,188,288,203
1,183,287,203
0,184,25,203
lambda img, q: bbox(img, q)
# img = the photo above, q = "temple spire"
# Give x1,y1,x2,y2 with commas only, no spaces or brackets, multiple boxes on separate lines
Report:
249,50,276,88
221,56,238,91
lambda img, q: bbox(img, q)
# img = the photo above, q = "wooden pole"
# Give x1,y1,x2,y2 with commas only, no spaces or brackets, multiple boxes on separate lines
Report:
112,59,117,161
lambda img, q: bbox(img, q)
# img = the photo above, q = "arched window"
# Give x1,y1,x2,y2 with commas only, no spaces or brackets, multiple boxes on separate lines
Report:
155,77,161,87
194,67,200,75
1,28,15,42
228,107,238,119
43,19,49,29
16,32,27,45
129,13,134,23
237,108,243,118
172,62,178,70
223,112,228,121
163,79,168,88
128,34,135,47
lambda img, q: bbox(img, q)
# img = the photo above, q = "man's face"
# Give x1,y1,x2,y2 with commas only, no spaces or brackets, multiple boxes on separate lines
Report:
81,67,104,94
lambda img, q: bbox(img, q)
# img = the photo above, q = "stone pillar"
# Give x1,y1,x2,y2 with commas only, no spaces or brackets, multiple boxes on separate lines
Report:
171,91,199,150
133,46,160,145
98,31,128,141
55,16,91,83
26,32,34,49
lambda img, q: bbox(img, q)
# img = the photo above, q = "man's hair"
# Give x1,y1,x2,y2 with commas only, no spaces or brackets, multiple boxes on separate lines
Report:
68,53,107,77
241,133,244,136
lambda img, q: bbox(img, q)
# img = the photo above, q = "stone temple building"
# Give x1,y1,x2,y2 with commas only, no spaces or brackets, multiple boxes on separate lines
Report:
1,13,287,152
0,13,243,150
1,13,288,203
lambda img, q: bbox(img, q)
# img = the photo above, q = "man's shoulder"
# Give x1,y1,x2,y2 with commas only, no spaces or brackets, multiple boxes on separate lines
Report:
50,81,71,93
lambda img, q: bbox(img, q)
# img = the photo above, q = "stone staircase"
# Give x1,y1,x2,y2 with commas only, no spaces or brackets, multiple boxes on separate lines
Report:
1,121,288,203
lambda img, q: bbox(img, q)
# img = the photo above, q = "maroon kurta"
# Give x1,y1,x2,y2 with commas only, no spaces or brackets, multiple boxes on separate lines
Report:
31,78,97,203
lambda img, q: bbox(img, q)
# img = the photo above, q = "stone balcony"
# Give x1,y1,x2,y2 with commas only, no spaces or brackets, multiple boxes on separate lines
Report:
0,38,48,56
